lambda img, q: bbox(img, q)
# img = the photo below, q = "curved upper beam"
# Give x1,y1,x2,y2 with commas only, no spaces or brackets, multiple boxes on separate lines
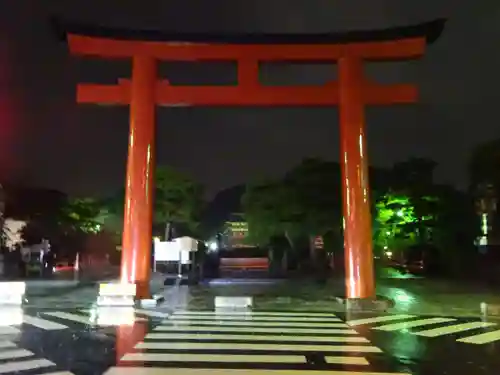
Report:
52,17,446,46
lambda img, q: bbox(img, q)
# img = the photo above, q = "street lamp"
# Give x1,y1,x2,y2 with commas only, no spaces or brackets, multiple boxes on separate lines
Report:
208,241,218,252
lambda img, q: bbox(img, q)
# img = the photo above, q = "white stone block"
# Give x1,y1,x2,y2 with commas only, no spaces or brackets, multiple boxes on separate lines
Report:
214,296,253,308
0,282,25,305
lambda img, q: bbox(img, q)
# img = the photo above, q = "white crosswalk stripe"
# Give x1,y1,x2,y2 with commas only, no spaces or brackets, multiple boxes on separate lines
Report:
154,325,359,334
103,310,410,375
0,340,76,375
372,318,457,331
415,321,496,337
0,307,166,332
43,312,92,325
169,315,343,322
165,319,348,328
456,329,500,344
347,314,500,344
105,370,411,375
0,309,73,331
144,332,369,343
23,315,69,331
0,327,20,335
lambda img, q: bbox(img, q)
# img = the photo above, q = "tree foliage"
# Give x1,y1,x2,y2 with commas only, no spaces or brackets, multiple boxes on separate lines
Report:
469,138,500,188
104,165,204,236
242,158,342,254
62,198,104,234
374,192,436,253
154,166,204,232
20,197,104,248
242,181,302,247
243,156,479,274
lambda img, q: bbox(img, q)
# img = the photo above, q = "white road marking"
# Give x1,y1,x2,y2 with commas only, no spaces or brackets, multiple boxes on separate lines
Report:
43,312,92,325
121,353,306,363
134,341,382,353
169,315,341,322
120,352,369,365
0,349,33,360
144,332,369,343
0,358,55,374
415,321,496,337
457,329,500,344
372,318,456,332
173,311,338,317
154,325,358,334
347,315,416,326
0,326,20,335
23,315,68,330
134,309,170,318
104,367,411,375
0,341,16,349
166,320,347,328
325,356,370,365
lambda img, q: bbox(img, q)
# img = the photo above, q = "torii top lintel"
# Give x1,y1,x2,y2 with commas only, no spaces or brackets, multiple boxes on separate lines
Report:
54,18,445,106
55,18,445,60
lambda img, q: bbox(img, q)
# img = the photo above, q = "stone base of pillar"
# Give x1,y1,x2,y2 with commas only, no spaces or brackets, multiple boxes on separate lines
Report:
335,295,395,312
480,302,500,317
138,293,165,307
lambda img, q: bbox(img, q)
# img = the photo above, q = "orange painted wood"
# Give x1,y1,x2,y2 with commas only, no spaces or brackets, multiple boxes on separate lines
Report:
76,82,417,106
68,34,426,61
338,56,375,299
120,55,156,299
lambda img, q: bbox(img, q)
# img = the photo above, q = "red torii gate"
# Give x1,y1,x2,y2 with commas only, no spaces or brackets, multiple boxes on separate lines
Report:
55,18,445,301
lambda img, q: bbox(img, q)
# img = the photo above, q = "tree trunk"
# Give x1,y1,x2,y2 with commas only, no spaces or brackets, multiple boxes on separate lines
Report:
281,250,288,275
309,236,317,269
165,222,171,241
284,231,294,250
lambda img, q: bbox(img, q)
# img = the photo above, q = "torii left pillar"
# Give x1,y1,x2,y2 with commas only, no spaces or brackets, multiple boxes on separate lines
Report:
121,56,156,299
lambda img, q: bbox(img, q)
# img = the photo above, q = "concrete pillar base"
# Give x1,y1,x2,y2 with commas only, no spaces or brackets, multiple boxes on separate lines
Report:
335,296,395,312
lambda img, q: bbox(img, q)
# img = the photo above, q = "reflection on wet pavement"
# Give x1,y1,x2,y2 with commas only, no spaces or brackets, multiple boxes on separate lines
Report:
346,313,500,344
108,308,411,375
0,286,499,374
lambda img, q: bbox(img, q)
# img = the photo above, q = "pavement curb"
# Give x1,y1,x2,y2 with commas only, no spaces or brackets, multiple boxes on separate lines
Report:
334,294,395,312
152,293,165,303
480,302,500,316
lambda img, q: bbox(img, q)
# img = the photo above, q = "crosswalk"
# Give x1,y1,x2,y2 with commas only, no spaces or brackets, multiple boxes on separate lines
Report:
347,314,500,344
0,340,74,375
0,307,169,332
104,310,410,375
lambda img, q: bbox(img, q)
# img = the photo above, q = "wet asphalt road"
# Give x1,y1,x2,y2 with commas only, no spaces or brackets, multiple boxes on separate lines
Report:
1,300,500,375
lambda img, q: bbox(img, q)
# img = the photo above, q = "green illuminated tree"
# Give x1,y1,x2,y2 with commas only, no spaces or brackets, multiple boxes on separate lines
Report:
374,192,437,255
62,198,104,234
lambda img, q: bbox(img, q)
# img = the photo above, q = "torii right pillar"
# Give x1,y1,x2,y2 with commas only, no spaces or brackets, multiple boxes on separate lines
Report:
336,25,444,303
339,56,375,300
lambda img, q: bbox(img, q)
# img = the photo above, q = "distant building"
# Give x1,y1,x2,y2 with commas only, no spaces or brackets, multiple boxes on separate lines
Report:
3,219,27,249
474,183,499,247
219,213,254,250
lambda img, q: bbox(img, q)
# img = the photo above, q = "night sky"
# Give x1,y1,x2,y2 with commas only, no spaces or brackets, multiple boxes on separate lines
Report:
0,1,498,197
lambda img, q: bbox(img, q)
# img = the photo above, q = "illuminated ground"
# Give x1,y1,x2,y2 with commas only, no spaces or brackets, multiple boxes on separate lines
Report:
1,280,500,374
199,276,500,317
